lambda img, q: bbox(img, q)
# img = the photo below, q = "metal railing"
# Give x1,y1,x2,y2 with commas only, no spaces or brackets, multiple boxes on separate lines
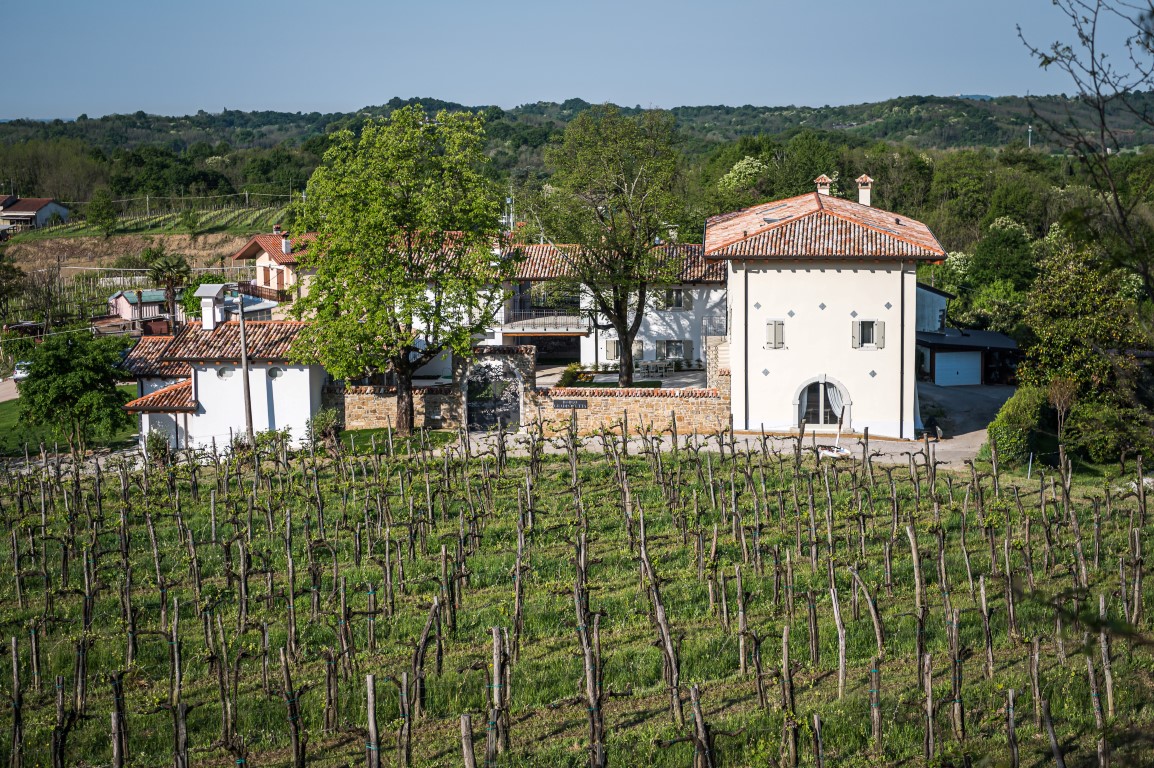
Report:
502,308,589,331
237,281,293,303
702,314,727,336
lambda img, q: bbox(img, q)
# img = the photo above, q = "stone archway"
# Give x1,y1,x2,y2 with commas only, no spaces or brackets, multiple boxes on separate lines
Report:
465,358,522,431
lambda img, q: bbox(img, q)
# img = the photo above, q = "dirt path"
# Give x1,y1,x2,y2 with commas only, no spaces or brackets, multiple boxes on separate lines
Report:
0,378,17,403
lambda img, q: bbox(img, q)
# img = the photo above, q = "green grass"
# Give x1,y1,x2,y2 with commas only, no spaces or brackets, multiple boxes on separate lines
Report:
339,427,457,454
0,383,138,456
0,440,1149,767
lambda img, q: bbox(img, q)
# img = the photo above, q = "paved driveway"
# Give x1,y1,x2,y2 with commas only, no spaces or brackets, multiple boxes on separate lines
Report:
918,383,1015,466
0,378,17,404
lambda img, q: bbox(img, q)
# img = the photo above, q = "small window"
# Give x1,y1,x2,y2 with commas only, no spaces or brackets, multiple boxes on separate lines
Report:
605,339,620,361
852,320,886,349
217,366,235,380
657,340,693,360
665,288,684,310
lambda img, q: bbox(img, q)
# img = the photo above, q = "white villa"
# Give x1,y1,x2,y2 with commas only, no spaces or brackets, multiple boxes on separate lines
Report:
705,175,945,439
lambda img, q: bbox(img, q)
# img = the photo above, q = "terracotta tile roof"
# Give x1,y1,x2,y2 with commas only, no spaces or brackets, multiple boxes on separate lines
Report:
232,232,317,266
0,197,58,214
704,192,944,261
125,379,198,413
509,243,726,283
123,336,191,378
163,321,308,363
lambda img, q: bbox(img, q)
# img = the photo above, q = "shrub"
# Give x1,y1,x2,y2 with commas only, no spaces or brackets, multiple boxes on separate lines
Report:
144,429,170,466
1065,402,1154,465
306,407,342,454
558,363,584,387
986,386,1048,465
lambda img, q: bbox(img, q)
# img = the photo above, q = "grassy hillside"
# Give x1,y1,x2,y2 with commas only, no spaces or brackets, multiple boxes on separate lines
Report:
0,432,1149,766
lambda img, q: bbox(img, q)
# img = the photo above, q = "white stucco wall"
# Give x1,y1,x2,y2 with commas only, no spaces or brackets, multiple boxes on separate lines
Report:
728,260,919,439
185,362,324,448
579,285,726,367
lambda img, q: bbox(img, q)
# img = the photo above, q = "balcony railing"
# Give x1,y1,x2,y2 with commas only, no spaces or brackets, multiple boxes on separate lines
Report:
702,314,727,336
237,281,293,303
502,308,589,333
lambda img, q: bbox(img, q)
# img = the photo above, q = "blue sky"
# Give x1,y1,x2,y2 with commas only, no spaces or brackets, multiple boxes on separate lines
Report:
5,0,1105,118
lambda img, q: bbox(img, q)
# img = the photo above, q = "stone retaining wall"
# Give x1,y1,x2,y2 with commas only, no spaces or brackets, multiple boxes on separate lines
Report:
321,345,732,436
322,385,464,431
525,386,731,436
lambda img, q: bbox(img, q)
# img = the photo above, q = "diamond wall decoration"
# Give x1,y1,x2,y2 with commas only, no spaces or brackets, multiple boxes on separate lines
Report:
754,302,761,310
850,310,858,318
787,310,795,317
884,301,893,309
869,370,877,378
818,302,827,310
762,368,770,376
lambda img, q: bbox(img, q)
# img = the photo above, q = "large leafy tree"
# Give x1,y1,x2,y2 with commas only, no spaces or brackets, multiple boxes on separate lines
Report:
1018,227,1144,400
290,105,504,435
19,332,133,459
529,105,682,386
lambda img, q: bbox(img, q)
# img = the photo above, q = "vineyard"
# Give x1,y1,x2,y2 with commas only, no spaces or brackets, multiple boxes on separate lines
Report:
0,425,1150,767
14,205,290,241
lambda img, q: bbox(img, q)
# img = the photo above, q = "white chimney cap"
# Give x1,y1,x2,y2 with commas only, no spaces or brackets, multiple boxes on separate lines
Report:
193,283,227,299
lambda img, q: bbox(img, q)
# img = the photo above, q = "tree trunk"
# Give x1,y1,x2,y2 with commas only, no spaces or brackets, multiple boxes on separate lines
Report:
395,369,416,437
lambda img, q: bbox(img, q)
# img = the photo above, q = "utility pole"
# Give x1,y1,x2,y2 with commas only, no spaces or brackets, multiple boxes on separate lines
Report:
232,284,255,442
1028,125,1033,149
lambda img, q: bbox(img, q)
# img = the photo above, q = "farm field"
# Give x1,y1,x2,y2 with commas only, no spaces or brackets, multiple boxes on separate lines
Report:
0,428,1150,767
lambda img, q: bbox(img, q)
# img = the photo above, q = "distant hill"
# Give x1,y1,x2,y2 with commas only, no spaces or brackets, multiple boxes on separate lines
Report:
3,93,1153,156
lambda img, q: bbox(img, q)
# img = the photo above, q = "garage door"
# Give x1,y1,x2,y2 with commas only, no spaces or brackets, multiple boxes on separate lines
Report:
934,351,982,386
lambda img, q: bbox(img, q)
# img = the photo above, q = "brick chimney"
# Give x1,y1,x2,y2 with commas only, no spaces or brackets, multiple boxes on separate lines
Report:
856,174,874,207
814,174,832,196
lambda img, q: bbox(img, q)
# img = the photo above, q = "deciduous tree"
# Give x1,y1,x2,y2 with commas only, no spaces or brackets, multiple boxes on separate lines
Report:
1018,227,1143,400
18,333,133,459
86,187,119,238
529,105,682,386
290,105,504,435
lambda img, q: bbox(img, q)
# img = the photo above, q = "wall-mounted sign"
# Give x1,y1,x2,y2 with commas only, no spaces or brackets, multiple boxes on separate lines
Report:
554,399,588,410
